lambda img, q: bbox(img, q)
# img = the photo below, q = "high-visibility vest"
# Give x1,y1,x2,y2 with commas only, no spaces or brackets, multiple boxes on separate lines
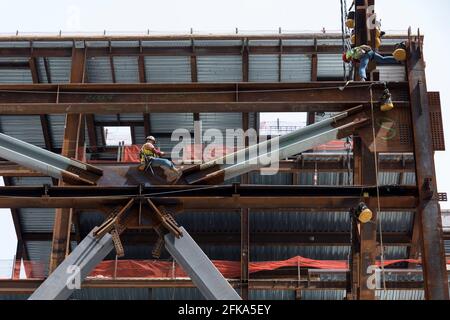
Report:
140,144,157,160
348,45,372,60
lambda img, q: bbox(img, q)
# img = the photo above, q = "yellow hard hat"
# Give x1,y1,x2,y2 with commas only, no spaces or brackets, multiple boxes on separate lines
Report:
393,48,407,61
358,208,373,224
356,202,373,224
346,19,355,29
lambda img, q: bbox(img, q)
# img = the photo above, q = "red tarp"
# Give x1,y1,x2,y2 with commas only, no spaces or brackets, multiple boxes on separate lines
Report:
122,145,141,163
313,140,352,151
121,144,236,163
120,141,351,165
19,257,450,280
88,257,427,279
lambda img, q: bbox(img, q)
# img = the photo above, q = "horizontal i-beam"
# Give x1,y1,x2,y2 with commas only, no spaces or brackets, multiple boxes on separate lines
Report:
0,278,426,294
0,185,418,210
0,157,416,177
0,82,410,114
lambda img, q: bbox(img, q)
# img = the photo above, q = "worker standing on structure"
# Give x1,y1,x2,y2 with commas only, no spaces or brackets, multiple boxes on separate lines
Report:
139,136,181,183
343,45,397,81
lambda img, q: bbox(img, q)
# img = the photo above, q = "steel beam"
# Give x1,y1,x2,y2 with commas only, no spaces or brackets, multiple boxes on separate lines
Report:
0,278,427,295
21,231,412,246
358,143,378,300
49,46,87,273
29,230,114,300
0,82,410,114
0,157,416,177
183,106,371,184
0,44,402,59
165,227,241,300
0,185,418,210
0,132,102,184
407,36,449,300
0,33,411,41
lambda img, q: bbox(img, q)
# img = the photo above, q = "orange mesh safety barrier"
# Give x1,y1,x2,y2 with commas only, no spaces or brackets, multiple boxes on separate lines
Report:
122,145,141,163
121,141,351,164
121,144,237,163
313,140,352,151
88,257,427,279
19,257,450,280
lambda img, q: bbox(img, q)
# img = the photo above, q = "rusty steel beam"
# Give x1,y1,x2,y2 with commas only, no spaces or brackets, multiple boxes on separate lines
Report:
0,45,395,57
0,82,410,114
407,36,449,300
0,33,411,41
0,157,415,177
0,196,416,211
0,44,404,57
242,41,249,82
0,185,418,211
21,231,411,246
0,276,428,294
49,46,87,273
358,145,378,301
49,113,79,271
28,58,39,83
352,0,378,301
29,55,56,157
85,114,97,152
39,115,53,151
138,55,146,83
0,44,403,58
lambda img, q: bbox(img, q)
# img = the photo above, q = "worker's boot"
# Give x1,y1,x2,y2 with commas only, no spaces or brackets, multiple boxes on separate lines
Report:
170,167,182,184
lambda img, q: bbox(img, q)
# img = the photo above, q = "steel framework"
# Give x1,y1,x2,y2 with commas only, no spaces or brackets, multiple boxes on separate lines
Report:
0,2,448,300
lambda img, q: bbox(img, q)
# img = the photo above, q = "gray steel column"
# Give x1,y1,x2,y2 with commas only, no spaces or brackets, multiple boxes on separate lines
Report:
29,230,114,300
165,227,242,300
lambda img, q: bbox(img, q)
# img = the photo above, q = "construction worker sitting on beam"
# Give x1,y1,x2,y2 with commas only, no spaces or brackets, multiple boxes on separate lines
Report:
343,45,397,81
139,136,181,183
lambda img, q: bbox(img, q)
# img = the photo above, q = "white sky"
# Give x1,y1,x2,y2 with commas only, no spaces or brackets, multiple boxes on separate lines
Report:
0,0,449,260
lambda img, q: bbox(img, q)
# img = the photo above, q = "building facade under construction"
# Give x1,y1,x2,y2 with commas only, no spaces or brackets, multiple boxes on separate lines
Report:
0,0,449,300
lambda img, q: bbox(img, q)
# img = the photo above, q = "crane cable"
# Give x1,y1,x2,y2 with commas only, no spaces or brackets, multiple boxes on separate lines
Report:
369,85,387,292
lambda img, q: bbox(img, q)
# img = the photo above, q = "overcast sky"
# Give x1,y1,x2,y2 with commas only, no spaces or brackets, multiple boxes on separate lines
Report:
0,0,449,261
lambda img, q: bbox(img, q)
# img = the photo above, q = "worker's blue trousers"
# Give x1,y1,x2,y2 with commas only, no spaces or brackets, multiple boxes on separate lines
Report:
151,157,175,170
359,51,397,80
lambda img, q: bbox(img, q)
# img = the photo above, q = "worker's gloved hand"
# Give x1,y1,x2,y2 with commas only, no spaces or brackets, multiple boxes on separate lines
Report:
160,151,166,156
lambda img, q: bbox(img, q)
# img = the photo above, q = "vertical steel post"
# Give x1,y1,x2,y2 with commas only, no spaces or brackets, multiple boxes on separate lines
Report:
407,37,449,300
49,44,87,272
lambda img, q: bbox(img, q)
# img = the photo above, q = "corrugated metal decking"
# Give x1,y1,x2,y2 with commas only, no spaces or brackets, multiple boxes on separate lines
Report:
197,55,242,82
145,56,192,83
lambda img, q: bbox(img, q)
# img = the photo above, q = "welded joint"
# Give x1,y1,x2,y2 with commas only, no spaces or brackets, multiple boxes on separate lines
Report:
147,199,183,239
